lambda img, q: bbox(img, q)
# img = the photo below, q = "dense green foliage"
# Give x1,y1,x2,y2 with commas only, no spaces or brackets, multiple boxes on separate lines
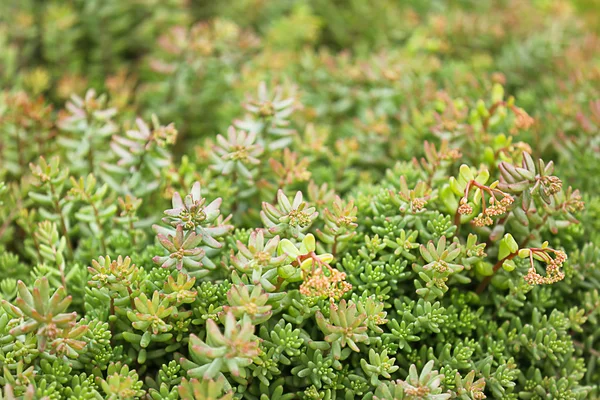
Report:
1,0,600,399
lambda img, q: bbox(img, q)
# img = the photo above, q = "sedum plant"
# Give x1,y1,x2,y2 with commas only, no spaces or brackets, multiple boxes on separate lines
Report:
0,1,600,398
183,312,260,382
261,190,318,239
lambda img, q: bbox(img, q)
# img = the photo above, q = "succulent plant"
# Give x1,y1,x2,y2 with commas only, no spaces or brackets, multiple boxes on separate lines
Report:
183,312,260,380
155,182,232,247
1,277,77,352
153,224,206,273
261,190,318,239
210,126,263,181
0,3,599,398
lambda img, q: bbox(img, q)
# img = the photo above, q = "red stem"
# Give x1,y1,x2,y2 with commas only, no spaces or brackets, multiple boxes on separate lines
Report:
476,252,517,294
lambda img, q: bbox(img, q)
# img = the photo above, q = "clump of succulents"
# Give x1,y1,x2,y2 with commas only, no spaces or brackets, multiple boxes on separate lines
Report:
0,0,599,398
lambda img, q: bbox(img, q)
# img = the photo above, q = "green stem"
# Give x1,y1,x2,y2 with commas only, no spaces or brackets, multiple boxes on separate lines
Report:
90,201,107,255
127,286,135,309
49,183,73,258
129,217,137,246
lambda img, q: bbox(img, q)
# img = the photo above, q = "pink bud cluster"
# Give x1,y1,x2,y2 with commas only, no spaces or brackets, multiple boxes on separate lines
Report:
457,181,514,227
524,249,567,286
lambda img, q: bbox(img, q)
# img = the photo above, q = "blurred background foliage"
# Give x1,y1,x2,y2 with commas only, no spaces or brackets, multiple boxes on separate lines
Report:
1,0,598,163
